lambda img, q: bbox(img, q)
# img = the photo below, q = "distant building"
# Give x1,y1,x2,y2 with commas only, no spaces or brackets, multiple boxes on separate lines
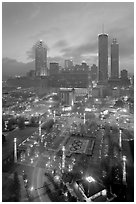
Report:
92,87,100,98
26,70,35,78
112,87,120,98
35,40,48,77
120,69,130,87
64,59,73,69
98,33,108,84
59,88,75,106
59,62,89,88
49,62,59,76
73,62,89,73
120,69,128,79
91,64,98,81
92,85,111,98
111,38,119,79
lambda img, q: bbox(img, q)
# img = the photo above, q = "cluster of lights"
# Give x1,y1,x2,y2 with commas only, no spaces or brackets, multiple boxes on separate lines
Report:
86,176,95,183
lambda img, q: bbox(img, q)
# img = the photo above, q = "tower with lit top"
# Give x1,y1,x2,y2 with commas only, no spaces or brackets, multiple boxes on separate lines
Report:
98,33,108,84
35,40,48,77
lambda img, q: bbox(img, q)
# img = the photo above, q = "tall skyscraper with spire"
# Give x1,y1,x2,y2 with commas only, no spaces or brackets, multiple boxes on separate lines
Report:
111,38,119,79
98,33,108,84
35,40,48,77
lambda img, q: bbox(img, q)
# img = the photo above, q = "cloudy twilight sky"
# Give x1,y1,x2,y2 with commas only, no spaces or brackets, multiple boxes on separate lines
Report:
2,2,134,77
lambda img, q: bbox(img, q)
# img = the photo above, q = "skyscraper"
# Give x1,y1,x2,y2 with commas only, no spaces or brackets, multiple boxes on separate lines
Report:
98,33,108,84
111,38,119,79
64,59,73,69
35,40,48,77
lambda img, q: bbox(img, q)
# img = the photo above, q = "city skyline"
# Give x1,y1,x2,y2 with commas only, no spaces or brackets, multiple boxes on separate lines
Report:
2,2,134,77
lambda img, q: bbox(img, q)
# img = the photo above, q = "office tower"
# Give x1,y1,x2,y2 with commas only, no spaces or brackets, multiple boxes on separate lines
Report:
120,69,130,87
91,64,98,81
35,40,48,77
49,62,59,76
98,33,108,83
111,38,119,79
65,59,73,69
121,69,128,79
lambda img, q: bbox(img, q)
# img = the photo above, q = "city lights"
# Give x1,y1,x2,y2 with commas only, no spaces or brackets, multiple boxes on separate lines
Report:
86,176,95,183
2,3,134,202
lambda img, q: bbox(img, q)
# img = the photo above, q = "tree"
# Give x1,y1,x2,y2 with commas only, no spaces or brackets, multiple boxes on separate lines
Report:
7,118,15,131
2,118,5,131
18,117,25,129
12,172,21,201
30,116,38,126
114,99,124,108
2,134,6,144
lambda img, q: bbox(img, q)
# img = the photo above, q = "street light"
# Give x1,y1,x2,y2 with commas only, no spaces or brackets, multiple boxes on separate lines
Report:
14,138,17,163
122,155,127,185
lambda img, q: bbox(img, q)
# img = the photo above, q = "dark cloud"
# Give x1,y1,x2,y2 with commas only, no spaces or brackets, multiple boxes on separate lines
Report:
61,41,97,58
2,57,34,78
53,40,68,49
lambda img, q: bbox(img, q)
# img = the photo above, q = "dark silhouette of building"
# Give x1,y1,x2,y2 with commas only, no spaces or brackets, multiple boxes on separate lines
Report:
26,70,35,78
49,63,59,76
120,69,130,87
111,38,119,79
98,33,108,84
121,69,128,79
64,59,73,69
91,64,98,81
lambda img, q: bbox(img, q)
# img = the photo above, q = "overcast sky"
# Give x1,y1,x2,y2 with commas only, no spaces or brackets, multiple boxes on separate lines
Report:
2,2,134,77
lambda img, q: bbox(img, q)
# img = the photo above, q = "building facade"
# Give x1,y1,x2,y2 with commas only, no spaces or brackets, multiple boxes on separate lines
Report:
35,40,48,77
98,33,108,84
59,88,75,106
120,69,128,79
91,64,98,81
49,62,59,76
111,38,119,79
64,59,73,69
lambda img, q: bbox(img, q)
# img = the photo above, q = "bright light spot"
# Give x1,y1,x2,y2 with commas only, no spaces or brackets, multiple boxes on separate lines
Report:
122,109,127,113
62,146,65,151
85,108,92,112
123,155,126,162
102,189,107,196
30,186,34,191
54,175,60,181
14,138,17,142
86,176,95,183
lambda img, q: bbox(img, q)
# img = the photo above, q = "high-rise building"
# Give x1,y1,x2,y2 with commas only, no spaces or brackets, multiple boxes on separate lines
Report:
111,38,119,79
120,69,130,87
121,69,128,79
64,59,73,69
98,33,108,83
91,64,98,81
49,63,59,76
35,40,48,77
